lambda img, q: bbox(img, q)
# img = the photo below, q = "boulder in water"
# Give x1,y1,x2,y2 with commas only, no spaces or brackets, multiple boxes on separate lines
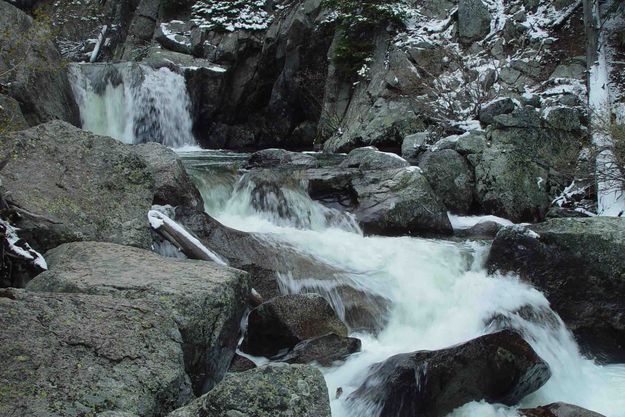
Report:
352,167,453,235
26,241,250,393
241,293,348,357
418,149,475,214
0,121,154,254
0,289,192,417
348,330,551,417
280,333,362,366
246,149,319,169
520,402,606,417
487,218,625,362
228,354,257,373
167,364,331,417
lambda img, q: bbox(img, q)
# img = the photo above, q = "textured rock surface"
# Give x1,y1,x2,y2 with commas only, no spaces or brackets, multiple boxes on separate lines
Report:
487,218,625,362
0,94,28,132
27,241,250,393
349,330,551,417
135,142,204,210
0,289,192,417
458,0,492,44
167,364,331,417
0,121,154,253
353,167,453,235
281,333,362,366
340,147,409,171
246,148,319,169
419,149,475,213
241,293,348,357
0,1,79,126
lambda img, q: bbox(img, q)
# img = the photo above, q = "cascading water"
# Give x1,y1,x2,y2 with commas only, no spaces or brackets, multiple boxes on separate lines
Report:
182,151,625,417
69,63,198,148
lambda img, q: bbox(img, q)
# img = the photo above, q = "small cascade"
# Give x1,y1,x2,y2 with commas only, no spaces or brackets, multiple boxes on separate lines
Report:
180,151,625,417
69,63,197,148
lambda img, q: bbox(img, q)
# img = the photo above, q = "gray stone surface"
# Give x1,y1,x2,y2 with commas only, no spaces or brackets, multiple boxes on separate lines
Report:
27,241,250,393
0,121,154,253
167,364,331,417
458,0,492,45
0,289,192,417
340,147,409,171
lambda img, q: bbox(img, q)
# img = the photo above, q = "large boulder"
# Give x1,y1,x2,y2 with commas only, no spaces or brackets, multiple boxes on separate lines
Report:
487,218,625,362
349,330,551,417
340,147,410,171
26,242,250,393
0,289,193,417
0,122,154,253
241,293,348,357
135,142,204,210
0,1,79,126
474,116,584,222
352,167,453,235
520,403,606,417
419,149,475,214
167,364,331,417
458,0,492,45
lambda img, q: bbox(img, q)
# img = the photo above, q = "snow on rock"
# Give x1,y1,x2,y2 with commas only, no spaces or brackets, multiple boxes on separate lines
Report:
1,218,47,270
148,209,228,266
448,213,514,230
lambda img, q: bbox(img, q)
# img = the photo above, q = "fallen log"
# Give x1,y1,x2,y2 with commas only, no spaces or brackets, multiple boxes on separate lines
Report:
148,210,228,266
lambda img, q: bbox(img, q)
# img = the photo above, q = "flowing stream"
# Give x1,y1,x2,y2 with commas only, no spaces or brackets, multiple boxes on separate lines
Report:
181,151,625,417
69,63,198,148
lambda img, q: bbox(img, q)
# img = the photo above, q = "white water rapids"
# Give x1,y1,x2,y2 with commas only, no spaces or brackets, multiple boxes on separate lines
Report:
69,63,198,148
183,152,625,417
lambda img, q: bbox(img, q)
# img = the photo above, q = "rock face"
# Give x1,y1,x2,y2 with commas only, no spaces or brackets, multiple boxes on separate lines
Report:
167,364,331,417
0,1,79,126
352,167,453,235
340,147,410,171
487,218,625,362
520,403,606,417
0,121,154,253
241,293,348,357
349,330,551,417
135,143,204,210
0,94,28,132
27,242,250,394
458,0,492,45
419,149,475,214
0,289,193,417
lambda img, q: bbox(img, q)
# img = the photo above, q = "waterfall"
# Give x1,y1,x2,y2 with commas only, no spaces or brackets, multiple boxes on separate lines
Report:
183,151,625,417
69,63,198,149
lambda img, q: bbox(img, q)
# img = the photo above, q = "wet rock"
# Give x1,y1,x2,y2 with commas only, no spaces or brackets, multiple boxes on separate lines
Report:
281,333,362,366
340,147,409,171
419,149,475,214
0,1,79,126
520,403,606,417
241,293,348,357
135,142,204,210
0,289,192,417
246,149,319,169
487,218,625,362
228,354,257,373
27,241,250,393
458,0,492,45
155,20,193,55
352,167,453,235
479,98,517,125
0,121,154,253
167,364,331,417
454,220,505,239
349,330,551,417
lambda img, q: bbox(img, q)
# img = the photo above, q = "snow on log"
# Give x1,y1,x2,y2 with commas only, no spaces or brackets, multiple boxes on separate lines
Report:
0,218,47,283
148,210,228,266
